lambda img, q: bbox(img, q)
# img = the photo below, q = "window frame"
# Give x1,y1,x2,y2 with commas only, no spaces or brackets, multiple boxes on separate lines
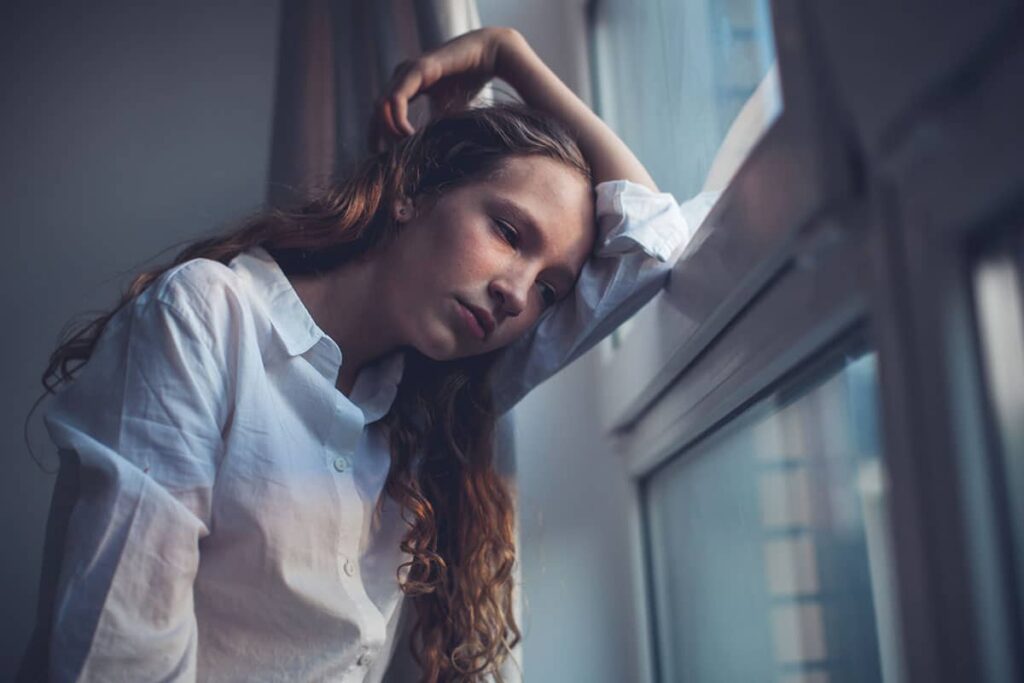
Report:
587,0,1024,682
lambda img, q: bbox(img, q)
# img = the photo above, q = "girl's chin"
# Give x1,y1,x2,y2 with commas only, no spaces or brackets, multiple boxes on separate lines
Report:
412,327,464,362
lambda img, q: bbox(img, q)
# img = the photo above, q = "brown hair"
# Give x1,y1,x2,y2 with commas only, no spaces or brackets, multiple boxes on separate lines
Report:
42,103,591,681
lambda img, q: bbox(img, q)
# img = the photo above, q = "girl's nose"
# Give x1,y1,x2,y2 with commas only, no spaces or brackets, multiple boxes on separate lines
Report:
489,276,528,318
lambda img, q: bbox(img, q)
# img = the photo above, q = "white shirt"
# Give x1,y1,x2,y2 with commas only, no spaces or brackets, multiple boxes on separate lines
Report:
41,180,713,682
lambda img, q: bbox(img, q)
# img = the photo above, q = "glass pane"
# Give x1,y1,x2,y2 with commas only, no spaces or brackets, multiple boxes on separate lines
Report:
972,235,1024,622
591,0,780,200
644,349,902,683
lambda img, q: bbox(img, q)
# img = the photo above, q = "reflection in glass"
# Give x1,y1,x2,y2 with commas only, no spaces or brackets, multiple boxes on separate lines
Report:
972,240,1024,623
644,349,903,683
590,0,779,200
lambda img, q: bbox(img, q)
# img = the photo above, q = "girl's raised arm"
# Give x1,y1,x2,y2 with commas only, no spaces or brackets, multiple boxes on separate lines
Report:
376,27,658,190
377,28,705,413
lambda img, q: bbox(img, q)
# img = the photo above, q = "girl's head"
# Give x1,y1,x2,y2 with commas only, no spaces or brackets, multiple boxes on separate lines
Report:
271,103,595,362
382,152,594,360
44,103,593,682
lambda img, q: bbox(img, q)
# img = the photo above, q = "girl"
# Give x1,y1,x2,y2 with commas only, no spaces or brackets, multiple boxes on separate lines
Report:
33,27,698,682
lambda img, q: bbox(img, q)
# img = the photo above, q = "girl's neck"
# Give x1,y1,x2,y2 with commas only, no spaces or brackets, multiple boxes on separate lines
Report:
287,257,399,396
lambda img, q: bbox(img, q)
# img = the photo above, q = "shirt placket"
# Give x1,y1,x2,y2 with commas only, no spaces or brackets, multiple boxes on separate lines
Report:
325,394,389,676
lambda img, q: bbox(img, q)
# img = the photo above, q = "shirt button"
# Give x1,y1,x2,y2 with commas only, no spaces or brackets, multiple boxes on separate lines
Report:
332,455,351,473
356,651,373,667
342,558,356,577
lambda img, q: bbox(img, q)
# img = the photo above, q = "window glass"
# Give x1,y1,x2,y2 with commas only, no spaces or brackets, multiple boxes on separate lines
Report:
644,348,903,683
590,0,780,200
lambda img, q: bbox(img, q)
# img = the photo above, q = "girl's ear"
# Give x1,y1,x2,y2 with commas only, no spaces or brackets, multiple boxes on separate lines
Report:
393,197,414,223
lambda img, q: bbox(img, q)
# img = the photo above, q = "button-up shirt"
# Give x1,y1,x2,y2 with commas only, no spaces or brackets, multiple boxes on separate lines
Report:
41,180,714,681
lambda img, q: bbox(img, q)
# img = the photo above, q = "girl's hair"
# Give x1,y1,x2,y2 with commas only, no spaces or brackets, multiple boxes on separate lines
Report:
42,103,591,682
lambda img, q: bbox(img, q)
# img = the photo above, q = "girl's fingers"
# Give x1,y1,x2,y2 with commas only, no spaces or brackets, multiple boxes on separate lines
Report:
392,64,431,135
376,43,485,139
369,97,404,150
389,92,414,136
381,100,399,137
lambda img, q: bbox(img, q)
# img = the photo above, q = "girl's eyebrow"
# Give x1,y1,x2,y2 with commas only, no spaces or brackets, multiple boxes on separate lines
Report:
491,196,577,290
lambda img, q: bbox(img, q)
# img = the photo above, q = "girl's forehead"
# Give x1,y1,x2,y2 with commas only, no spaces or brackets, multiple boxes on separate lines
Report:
486,155,589,191
478,158,592,217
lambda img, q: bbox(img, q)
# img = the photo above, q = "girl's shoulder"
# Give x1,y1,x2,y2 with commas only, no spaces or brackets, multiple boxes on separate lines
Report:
152,257,241,305
139,256,254,347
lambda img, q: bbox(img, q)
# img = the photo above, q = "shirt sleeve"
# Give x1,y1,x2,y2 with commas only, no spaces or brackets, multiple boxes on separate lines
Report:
489,180,719,414
43,270,233,682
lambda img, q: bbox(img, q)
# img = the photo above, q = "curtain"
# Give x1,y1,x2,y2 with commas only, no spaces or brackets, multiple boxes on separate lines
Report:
267,0,485,205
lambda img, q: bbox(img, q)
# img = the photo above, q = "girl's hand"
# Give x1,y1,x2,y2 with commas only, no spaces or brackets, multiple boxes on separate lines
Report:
373,26,658,191
373,27,513,142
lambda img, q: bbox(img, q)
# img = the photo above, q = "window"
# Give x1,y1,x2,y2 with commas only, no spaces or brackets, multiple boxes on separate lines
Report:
645,345,900,682
587,0,1024,681
589,0,778,200
587,0,782,417
972,227,1024,627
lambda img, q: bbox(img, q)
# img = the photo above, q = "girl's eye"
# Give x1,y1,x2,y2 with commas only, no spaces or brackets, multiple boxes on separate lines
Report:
538,282,558,307
492,217,557,306
493,218,519,247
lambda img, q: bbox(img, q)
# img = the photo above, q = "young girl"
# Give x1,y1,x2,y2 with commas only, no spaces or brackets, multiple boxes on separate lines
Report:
34,27,699,682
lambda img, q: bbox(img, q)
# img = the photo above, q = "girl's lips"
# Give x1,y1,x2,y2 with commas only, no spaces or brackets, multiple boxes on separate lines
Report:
457,301,486,340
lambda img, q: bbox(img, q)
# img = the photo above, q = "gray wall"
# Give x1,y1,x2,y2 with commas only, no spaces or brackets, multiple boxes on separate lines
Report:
0,1,280,676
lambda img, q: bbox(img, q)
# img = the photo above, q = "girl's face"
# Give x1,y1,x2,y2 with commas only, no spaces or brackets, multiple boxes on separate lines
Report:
379,155,594,361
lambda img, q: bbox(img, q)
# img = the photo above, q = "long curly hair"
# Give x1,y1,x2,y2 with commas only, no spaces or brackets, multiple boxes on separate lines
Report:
41,103,591,681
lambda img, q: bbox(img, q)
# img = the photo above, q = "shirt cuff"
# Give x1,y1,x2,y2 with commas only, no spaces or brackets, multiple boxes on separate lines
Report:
594,179,692,262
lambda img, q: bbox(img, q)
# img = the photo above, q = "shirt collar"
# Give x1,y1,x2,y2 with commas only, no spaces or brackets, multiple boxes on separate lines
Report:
351,350,405,423
231,246,324,357
230,246,405,422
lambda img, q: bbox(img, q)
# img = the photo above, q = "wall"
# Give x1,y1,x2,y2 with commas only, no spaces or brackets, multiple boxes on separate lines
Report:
0,1,280,676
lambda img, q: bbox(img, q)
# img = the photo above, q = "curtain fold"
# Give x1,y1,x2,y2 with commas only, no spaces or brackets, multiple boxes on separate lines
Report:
267,0,485,205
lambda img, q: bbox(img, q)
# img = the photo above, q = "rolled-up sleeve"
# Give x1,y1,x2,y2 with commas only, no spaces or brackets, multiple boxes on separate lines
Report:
490,180,718,413
43,274,232,682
